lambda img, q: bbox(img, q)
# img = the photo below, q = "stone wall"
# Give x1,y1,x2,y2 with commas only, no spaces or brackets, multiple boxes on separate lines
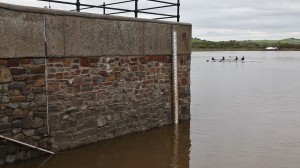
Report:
0,58,50,164
0,2,191,165
177,55,191,120
46,55,190,151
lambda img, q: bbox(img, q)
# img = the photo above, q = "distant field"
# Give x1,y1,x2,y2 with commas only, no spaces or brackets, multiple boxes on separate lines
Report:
192,38,300,51
254,38,300,44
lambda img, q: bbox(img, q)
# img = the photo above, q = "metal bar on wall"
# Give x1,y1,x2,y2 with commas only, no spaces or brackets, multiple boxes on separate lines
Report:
106,11,130,15
139,4,176,11
0,135,55,155
147,0,177,5
172,30,179,124
103,2,106,14
139,11,176,17
76,0,80,12
153,16,177,20
38,0,76,5
177,0,180,22
37,0,180,22
38,0,132,12
104,0,135,6
78,4,131,12
135,0,138,18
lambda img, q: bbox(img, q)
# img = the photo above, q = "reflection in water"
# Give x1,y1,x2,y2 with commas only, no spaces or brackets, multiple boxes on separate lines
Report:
171,124,179,168
9,121,190,168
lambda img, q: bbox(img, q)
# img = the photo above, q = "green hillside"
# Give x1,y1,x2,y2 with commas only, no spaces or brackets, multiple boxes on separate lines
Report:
253,38,300,45
279,38,300,44
192,38,300,51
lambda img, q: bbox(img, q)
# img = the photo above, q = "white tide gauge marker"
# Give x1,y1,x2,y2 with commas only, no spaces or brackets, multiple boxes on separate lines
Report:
172,30,179,124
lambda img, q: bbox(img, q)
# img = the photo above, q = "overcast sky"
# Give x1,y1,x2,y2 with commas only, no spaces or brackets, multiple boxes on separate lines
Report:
1,0,300,41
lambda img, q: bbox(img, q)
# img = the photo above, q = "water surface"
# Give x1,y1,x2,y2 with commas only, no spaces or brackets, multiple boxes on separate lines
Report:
190,51,300,168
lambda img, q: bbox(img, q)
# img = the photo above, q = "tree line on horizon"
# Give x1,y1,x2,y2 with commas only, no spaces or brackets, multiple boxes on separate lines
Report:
192,38,300,51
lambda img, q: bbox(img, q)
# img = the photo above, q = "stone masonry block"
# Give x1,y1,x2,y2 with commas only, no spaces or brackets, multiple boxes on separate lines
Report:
20,58,32,64
37,127,48,135
7,59,19,67
0,59,7,65
80,58,89,67
0,67,12,83
31,117,44,128
21,117,32,129
11,96,26,102
0,123,11,133
47,82,60,93
33,58,45,65
8,82,26,91
8,89,21,97
31,65,45,74
10,68,26,75
13,109,28,119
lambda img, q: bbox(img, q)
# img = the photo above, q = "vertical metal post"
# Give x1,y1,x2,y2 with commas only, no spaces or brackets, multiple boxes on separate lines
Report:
135,0,138,18
103,2,106,15
76,0,80,12
172,30,179,124
177,0,180,22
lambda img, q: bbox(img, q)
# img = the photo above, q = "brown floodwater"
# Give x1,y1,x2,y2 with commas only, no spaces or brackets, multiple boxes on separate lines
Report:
8,121,191,168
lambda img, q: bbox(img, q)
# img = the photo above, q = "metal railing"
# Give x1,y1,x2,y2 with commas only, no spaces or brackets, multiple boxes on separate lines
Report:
38,0,180,22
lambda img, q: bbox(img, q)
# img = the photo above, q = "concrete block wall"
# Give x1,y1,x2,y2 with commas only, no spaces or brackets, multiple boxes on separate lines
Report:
0,2,191,165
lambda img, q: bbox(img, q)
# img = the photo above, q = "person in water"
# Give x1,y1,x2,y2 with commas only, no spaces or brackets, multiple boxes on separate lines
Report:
212,57,215,61
221,57,225,61
234,56,238,61
241,56,245,61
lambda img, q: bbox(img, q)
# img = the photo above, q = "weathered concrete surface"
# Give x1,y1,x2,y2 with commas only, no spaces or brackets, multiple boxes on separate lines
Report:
45,15,65,57
0,8,45,58
0,2,191,58
174,25,192,55
63,17,144,57
46,15,145,57
144,23,172,55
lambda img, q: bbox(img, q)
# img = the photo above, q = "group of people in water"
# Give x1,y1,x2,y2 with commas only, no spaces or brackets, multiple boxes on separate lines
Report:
209,56,245,62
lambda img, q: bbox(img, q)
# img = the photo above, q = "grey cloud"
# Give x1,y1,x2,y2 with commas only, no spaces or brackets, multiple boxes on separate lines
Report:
180,0,300,40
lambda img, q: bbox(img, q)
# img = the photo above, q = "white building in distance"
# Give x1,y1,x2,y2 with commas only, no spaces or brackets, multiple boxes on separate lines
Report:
266,47,279,51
